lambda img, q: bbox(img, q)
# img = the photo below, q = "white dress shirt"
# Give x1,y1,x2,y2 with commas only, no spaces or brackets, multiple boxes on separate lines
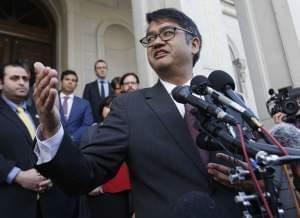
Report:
59,92,74,120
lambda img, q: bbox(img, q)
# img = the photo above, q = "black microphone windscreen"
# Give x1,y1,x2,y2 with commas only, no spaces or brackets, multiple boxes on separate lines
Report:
208,70,235,91
270,123,300,149
171,85,191,104
190,75,210,95
173,191,217,218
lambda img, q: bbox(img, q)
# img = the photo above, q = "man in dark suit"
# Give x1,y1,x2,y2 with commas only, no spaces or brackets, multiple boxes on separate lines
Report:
82,59,113,122
59,70,94,145
33,8,242,218
0,63,78,218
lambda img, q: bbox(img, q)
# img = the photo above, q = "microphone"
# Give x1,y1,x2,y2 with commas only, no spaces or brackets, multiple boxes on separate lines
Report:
191,75,262,129
270,123,300,191
171,85,238,125
208,70,257,118
173,191,217,218
270,123,300,149
195,118,300,156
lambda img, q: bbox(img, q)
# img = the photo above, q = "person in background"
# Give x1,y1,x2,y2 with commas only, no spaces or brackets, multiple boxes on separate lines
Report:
80,95,132,218
83,59,114,122
111,76,122,96
59,70,94,145
120,72,140,93
271,111,300,217
0,63,78,218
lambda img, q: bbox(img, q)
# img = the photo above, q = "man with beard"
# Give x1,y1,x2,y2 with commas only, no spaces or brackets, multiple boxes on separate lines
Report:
120,72,140,93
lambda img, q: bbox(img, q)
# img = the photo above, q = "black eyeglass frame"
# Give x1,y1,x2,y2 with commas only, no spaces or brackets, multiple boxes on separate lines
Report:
139,26,196,47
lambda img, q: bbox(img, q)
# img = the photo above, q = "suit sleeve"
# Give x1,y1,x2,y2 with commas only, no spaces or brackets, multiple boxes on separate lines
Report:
82,84,90,100
71,101,94,144
0,154,17,184
35,96,129,194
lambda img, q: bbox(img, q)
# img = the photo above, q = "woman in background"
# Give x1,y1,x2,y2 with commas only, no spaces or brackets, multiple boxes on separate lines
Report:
80,95,132,218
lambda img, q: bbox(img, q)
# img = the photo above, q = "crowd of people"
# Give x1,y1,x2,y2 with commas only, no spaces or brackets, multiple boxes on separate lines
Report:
0,56,140,218
0,7,300,218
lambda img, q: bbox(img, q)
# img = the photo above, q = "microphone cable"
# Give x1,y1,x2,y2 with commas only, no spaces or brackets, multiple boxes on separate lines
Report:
236,124,274,218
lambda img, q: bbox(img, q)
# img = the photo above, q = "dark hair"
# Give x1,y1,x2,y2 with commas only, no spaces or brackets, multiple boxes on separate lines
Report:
98,95,116,115
146,8,202,66
111,76,121,90
120,72,140,85
94,59,107,71
0,63,28,81
60,70,78,81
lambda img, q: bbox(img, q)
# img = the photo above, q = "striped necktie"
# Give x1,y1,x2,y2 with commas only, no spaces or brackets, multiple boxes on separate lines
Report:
16,106,35,139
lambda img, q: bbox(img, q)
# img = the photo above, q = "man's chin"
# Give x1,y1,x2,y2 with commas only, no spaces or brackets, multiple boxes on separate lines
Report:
126,89,136,93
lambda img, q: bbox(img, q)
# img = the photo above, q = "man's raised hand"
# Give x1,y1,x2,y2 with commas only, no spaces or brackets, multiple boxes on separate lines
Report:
33,62,60,139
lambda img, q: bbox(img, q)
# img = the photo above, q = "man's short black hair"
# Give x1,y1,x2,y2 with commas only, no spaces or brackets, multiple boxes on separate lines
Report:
146,8,202,66
120,72,140,85
0,63,28,81
94,59,107,71
60,70,78,82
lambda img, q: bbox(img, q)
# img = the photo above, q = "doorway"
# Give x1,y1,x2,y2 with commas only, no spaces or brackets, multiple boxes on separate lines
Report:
0,0,56,67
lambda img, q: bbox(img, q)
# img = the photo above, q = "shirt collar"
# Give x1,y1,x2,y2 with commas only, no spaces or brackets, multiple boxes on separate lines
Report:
97,79,107,83
159,78,191,95
60,92,74,99
1,95,27,112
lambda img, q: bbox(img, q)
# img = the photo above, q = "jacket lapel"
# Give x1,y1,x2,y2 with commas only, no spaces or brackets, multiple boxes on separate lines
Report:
67,96,78,123
92,81,101,100
0,98,34,143
143,81,207,175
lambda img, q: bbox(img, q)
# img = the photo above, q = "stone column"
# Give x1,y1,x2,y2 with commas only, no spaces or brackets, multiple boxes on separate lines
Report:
234,0,300,125
131,0,157,88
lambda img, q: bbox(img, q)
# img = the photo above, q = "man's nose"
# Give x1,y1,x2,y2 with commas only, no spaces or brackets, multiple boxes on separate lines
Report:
150,36,165,47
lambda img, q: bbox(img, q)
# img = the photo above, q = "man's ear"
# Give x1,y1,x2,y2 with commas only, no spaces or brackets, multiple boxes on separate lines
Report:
191,37,201,56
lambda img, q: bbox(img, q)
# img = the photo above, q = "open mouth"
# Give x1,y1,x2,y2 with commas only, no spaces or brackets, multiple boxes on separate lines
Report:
154,49,168,59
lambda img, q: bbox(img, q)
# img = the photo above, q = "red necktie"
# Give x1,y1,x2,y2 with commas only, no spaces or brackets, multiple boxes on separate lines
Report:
184,104,209,164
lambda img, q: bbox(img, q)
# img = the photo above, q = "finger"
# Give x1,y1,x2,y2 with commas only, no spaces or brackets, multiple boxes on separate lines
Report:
34,67,57,97
34,62,45,77
44,80,58,111
216,153,248,169
33,68,53,106
34,62,47,88
208,163,231,175
34,71,58,111
39,179,52,187
208,168,229,184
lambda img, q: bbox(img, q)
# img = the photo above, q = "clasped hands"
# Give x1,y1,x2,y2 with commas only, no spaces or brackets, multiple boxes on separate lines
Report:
14,168,53,193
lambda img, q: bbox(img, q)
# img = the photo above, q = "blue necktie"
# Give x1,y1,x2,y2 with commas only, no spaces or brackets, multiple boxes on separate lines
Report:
100,81,106,97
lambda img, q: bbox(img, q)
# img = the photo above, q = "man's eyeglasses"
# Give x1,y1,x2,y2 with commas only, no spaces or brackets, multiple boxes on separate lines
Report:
139,26,195,48
123,81,138,85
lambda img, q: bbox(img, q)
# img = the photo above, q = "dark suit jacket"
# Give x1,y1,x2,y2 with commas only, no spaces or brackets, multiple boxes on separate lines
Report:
0,98,78,218
37,81,242,218
82,80,113,122
59,96,94,145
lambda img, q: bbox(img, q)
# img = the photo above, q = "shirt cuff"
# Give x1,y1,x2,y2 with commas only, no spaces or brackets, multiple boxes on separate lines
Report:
34,125,64,165
6,167,21,184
